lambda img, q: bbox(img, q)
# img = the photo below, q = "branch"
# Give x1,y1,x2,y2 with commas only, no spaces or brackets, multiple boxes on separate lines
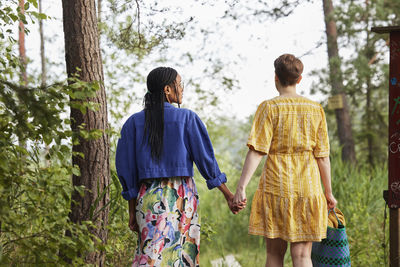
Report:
368,37,389,65
3,231,45,247
298,40,324,58
0,78,64,92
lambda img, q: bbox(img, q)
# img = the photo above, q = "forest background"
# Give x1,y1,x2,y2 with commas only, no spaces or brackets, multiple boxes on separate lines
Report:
0,0,398,266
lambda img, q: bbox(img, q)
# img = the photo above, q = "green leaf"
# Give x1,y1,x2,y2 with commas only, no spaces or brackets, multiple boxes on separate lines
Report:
60,144,70,154
74,185,85,197
9,14,18,22
28,0,38,8
30,11,47,20
72,166,81,177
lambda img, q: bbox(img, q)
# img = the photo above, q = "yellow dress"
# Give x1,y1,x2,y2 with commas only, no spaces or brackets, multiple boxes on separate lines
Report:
247,96,329,242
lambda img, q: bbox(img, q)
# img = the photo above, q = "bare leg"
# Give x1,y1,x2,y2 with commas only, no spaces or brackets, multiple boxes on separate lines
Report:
290,241,312,267
265,238,287,267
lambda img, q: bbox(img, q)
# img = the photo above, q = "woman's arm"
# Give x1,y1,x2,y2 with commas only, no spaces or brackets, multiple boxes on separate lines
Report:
217,183,233,203
217,183,246,214
316,156,337,209
128,198,139,233
186,113,227,189
233,148,265,205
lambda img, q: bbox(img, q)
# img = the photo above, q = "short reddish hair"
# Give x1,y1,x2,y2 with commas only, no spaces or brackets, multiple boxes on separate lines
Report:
274,54,303,86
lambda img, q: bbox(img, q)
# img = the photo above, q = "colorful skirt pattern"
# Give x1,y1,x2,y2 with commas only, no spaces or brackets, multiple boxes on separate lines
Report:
132,176,200,267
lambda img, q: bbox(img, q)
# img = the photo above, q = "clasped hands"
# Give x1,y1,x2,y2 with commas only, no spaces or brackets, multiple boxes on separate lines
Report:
227,188,247,214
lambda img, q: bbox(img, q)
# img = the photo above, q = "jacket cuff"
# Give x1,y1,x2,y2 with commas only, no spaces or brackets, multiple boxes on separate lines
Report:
206,172,227,190
121,188,139,201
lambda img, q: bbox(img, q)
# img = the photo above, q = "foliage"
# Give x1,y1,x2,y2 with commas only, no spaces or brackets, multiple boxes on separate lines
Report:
0,77,104,265
223,0,398,166
104,170,138,266
0,2,107,265
101,0,193,127
0,0,47,80
311,0,400,165
329,149,388,266
101,0,241,125
223,0,313,22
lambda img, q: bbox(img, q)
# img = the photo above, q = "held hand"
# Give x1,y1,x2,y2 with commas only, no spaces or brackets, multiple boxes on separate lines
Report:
233,188,247,206
230,188,247,214
228,196,246,214
325,192,337,210
129,212,139,233
218,183,246,214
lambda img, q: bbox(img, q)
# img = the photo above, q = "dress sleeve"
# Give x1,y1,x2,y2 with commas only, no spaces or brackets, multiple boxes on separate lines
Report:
313,106,330,158
247,102,273,154
186,113,227,190
115,121,139,200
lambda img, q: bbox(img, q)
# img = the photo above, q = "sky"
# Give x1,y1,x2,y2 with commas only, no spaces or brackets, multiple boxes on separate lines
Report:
183,1,328,119
24,0,328,121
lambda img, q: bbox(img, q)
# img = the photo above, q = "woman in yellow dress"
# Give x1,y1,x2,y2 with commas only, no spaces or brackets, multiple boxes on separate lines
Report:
233,54,337,267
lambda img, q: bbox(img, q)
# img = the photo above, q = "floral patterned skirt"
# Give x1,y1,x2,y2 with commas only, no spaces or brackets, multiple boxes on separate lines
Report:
132,176,200,267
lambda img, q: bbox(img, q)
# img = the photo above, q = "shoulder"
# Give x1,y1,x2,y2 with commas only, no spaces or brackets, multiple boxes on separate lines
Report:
297,97,323,108
173,107,202,122
303,98,325,114
256,99,272,109
298,98,326,117
177,107,197,116
301,97,322,106
121,110,144,130
255,100,272,114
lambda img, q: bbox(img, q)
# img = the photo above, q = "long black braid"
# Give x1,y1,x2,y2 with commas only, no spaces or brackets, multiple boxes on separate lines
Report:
143,67,178,161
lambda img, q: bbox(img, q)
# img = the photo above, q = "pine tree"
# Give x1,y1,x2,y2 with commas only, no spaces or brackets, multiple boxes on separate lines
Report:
62,0,110,264
322,0,357,163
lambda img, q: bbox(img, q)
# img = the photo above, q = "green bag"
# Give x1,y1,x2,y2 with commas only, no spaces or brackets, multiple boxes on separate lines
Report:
311,209,351,266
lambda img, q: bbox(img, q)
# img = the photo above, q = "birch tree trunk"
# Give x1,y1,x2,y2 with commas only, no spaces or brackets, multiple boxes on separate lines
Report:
322,0,357,163
61,0,110,265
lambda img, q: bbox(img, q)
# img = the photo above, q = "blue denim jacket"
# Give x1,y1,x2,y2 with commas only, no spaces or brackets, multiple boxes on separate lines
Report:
115,102,227,200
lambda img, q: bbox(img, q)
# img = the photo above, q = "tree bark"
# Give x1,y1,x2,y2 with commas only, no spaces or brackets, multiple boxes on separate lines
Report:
322,0,357,163
366,37,374,166
364,0,375,166
61,0,110,265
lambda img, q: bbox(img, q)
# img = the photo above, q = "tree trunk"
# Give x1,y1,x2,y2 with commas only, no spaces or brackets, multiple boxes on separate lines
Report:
365,37,374,166
61,0,110,265
322,0,357,163
39,0,50,165
39,0,46,87
18,0,27,153
18,0,27,86
365,0,374,166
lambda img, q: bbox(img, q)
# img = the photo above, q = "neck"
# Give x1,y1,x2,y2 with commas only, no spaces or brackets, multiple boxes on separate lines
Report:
277,85,298,96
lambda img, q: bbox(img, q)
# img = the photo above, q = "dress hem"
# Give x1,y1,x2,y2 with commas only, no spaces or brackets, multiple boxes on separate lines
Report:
248,227,327,242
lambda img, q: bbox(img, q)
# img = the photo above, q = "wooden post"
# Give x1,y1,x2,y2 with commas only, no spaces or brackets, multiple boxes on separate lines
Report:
372,25,400,267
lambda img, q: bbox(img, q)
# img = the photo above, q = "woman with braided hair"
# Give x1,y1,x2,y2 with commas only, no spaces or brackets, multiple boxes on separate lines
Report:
116,67,245,266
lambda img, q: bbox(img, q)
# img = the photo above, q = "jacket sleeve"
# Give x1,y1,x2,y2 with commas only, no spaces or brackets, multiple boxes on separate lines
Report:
186,113,227,189
115,121,139,200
